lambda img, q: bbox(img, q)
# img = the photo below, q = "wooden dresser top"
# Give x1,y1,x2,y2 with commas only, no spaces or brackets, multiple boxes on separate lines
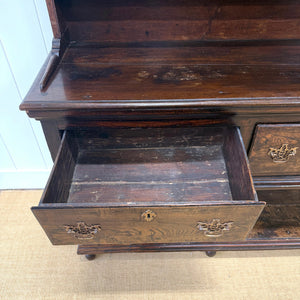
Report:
20,0,300,113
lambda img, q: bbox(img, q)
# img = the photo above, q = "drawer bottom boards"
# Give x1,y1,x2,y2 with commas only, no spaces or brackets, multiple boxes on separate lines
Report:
33,126,264,247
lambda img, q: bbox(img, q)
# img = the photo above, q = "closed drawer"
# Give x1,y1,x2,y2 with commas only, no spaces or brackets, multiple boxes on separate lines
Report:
249,124,300,176
32,126,264,245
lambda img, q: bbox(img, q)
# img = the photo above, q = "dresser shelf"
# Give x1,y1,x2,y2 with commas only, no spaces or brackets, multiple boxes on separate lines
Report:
21,41,300,114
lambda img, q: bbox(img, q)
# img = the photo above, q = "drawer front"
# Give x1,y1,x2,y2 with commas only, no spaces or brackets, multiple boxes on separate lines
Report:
249,124,300,176
32,204,264,245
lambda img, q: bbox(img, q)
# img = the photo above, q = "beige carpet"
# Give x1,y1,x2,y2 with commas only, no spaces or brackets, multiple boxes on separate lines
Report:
0,190,300,300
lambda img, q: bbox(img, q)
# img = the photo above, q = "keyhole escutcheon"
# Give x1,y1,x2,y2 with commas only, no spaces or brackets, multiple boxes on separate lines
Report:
141,210,157,222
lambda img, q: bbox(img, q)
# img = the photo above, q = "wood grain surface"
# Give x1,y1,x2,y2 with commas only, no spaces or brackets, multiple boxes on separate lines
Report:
249,124,300,176
21,45,300,105
32,204,264,245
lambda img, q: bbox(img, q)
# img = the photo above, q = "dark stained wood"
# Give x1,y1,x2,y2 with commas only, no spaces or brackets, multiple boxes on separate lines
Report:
73,126,225,149
73,152,227,182
45,0,61,38
25,107,300,162
40,53,60,91
249,124,300,176
77,239,300,255
22,0,300,254
85,254,96,260
257,189,300,205
223,127,257,201
37,131,77,205
249,213,300,240
67,127,230,204
68,19,300,43
38,126,258,205
63,43,300,65
19,42,300,119
61,0,300,43
236,114,300,151
254,176,300,190
20,55,300,105
41,120,62,161
205,251,217,257
248,189,300,240
62,0,300,22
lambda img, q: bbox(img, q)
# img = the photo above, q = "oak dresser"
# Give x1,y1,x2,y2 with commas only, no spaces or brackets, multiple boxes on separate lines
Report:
20,0,300,259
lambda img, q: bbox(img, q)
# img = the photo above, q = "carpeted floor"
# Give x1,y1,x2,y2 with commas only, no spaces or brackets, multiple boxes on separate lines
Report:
0,190,299,300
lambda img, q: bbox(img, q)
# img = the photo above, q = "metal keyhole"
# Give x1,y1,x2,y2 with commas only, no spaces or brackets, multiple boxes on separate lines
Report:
141,210,157,222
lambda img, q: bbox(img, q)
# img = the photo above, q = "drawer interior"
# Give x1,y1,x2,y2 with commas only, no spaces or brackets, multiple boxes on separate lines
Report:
33,126,265,245
40,126,257,207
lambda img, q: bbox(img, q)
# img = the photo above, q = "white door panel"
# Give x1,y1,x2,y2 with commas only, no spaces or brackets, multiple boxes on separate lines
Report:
0,42,47,169
0,134,16,170
0,0,53,188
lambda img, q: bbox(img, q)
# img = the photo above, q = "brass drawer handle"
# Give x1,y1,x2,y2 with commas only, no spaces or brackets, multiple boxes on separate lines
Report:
64,221,101,240
268,144,298,163
141,210,157,222
197,219,233,237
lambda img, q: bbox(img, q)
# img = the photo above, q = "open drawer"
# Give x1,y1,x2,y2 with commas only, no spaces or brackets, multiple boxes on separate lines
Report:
32,126,264,245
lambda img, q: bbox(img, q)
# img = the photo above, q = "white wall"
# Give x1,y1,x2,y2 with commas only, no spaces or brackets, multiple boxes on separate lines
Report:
0,0,53,189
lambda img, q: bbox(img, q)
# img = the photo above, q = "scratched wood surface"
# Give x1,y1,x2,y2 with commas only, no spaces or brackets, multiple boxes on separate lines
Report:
21,43,300,109
67,127,230,204
38,126,258,206
68,145,231,204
